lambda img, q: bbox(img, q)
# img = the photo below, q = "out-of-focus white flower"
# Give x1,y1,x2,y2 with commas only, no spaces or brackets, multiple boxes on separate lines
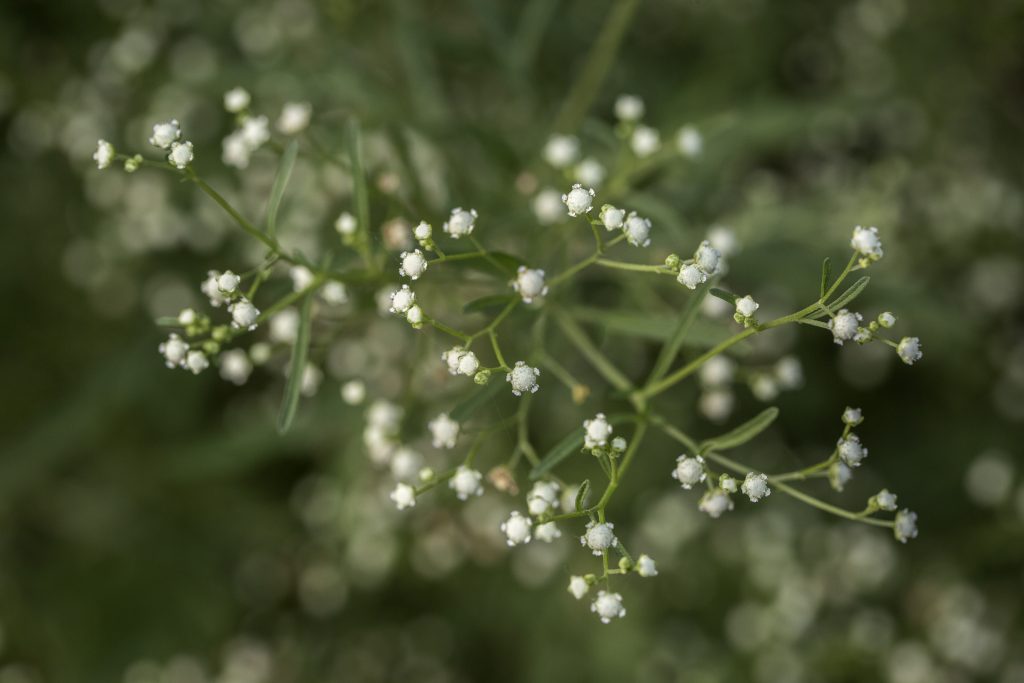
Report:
676,125,703,157
390,483,416,510
591,591,626,624
614,94,645,122
341,379,365,405
894,509,918,543
514,266,548,303
630,125,661,157
575,157,606,186
532,189,565,225
699,489,734,518
851,225,884,262
93,139,115,169
543,134,579,168
501,511,533,546
636,554,658,577
568,575,590,600
897,337,923,365
277,101,312,135
219,348,253,385
168,140,194,169
149,119,181,149
449,466,484,500
428,413,459,449
443,207,477,239
534,521,561,543
224,87,251,113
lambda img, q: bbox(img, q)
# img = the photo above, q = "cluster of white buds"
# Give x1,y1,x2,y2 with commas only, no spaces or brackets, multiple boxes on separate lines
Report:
562,183,595,217
828,309,863,345
147,119,194,170
399,249,428,280
580,521,617,556
597,204,654,248
851,225,884,265
500,511,533,546
535,521,562,543
442,346,480,378
412,221,436,251
428,413,460,449
672,455,707,489
513,266,548,303
388,285,423,329
698,489,734,518
220,89,271,169
672,239,722,290
838,433,868,467
734,294,760,326
740,472,771,502
365,399,403,466
583,413,614,451
526,480,561,516
449,465,484,501
93,139,115,169
443,207,477,239
506,361,540,396
894,509,919,543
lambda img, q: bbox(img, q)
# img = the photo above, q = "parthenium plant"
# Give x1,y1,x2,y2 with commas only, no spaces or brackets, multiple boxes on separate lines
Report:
94,89,924,626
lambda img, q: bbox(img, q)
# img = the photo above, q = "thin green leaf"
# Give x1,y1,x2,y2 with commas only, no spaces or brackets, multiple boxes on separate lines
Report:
812,276,870,319
266,140,298,239
463,294,515,315
450,378,505,422
819,257,831,298
710,287,737,305
700,407,779,452
346,118,373,265
575,479,591,511
277,293,314,434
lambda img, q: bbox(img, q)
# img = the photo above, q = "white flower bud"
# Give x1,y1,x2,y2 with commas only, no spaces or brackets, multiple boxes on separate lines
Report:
897,337,923,365
390,483,416,510
591,591,626,624
740,472,771,502
93,139,115,169
562,183,595,217
735,295,759,318
399,249,428,280
428,413,460,449
449,465,484,500
149,119,181,149
443,207,477,239
581,521,617,555
672,455,706,489
501,511,533,546
514,266,548,303
506,361,540,396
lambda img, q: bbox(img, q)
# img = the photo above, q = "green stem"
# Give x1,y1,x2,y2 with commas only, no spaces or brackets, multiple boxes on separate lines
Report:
551,309,633,393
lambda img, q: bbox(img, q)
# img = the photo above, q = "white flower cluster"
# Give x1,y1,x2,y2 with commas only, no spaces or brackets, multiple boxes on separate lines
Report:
388,285,423,329
146,119,194,170
611,94,703,159
221,88,308,169
442,346,480,378
597,204,654,248
672,239,723,289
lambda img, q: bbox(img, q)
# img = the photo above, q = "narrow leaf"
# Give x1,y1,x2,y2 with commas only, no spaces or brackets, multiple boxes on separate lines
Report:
463,294,515,315
819,257,831,298
700,407,779,452
710,287,737,305
648,282,710,383
266,140,298,239
277,292,314,434
450,378,505,422
812,276,870,319
346,118,372,262
575,478,591,511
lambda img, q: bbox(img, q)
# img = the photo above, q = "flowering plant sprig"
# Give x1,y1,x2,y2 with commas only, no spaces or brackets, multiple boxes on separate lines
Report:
93,88,924,625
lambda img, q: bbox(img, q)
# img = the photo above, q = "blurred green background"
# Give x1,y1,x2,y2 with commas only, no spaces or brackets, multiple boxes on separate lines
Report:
1,0,1023,682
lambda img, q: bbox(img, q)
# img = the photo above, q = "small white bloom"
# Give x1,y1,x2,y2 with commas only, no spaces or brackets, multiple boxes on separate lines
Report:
405,304,423,327
224,87,251,113
542,134,579,168
218,270,241,294
829,461,853,491
719,475,738,493
699,388,734,423
614,94,645,122
575,157,606,186
894,509,918,543
149,119,181,149
269,308,300,344
240,115,270,149
562,183,595,217
399,249,428,280
842,406,863,426
694,240,721,274
735,295,759,318
707,225,737,257
623,213,652,247
428,413,460,449
527,480,561,516
534,521,561,543
741,472,771,502
443,207,477,239
159,334,189,368
506,361,540,396
390,483,416,510
630,125,661,157
391,447,423,483
874,488,898,511
851,225,884,261
321,281,349,305
449,465,484,500
500,511,533,546
185,349,209,375
219,348,253,385
838,433,868,467
413,221,432,241
458,350,479,376
568,575,590,600
389,284,415,314
774,356,803,389
897,337,923,365
677,264,706,289
93,139,115,169
583,413,613,450
828,309,862,345
168,140,194,169
698,489,734,519
532,189,565,225
611,436,627,452
636,554,658,577
672,455,706,489
514,266,548,303
289,265,315,292
367,399,403,430
699,357,735,388
878,311,897,328
229,298,260,330
277,101,312,135
442,347,466,376
177,308,197,326
222,130,252,169
591,591,626,624
335,212,357,236
599,204,625,231
341,379,366,405
581,521,617,556
750,374,778,402
676,125,703,158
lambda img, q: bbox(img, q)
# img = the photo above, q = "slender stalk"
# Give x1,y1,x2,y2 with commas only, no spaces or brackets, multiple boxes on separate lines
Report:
551,309,633,393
